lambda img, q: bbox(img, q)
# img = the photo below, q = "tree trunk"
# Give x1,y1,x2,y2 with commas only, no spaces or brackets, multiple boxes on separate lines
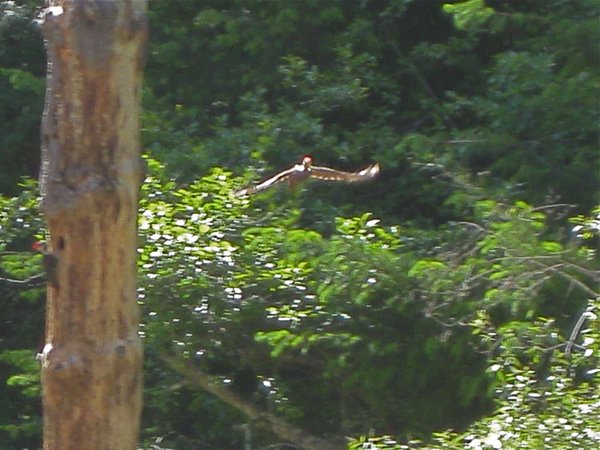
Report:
39,2,147,449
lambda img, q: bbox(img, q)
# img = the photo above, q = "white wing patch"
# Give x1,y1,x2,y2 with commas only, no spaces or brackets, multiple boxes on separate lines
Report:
236,161,380,196
310,163,380,182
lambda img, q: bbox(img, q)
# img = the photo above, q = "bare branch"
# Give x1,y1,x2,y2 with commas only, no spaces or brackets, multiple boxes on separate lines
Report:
530,261,599,299
0,273,45,287
565,307,594,356
531,204,575,212
161,355,345,450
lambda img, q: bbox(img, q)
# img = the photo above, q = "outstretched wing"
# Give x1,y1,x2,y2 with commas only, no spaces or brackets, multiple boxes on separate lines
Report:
235,167,297,196
309,163,380,182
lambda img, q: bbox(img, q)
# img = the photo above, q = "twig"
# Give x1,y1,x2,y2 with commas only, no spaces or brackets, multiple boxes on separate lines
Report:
531,204,575,212
0,273,45,287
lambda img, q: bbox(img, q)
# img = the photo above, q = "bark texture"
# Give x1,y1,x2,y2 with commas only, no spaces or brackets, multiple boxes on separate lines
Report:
39,1,147,449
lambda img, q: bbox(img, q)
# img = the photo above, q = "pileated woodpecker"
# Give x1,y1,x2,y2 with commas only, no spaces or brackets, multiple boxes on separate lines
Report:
236,155,380,196
32,241,59,289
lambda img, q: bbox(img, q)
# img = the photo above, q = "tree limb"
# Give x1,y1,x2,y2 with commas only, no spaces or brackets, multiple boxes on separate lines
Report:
161,355,345,450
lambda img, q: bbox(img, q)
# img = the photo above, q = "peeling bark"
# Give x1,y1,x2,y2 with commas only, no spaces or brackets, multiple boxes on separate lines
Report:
39,1,147,449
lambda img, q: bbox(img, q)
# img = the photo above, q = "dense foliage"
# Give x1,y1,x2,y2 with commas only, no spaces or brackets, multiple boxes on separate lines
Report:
0,0,44,195
1,1,598,449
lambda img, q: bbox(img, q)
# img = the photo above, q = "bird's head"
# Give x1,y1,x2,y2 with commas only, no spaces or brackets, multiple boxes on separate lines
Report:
301,155,313,168
32,241,46,253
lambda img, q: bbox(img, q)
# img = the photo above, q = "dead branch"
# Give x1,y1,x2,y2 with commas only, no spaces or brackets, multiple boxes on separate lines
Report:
161,355,345,450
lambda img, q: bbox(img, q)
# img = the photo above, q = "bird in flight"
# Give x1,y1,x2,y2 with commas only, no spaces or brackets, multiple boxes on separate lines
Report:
236,155,380,196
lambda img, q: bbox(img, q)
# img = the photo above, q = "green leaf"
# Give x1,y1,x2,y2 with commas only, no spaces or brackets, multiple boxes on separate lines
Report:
540,241,562,253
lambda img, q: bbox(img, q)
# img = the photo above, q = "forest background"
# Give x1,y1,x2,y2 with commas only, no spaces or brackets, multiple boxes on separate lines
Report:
0,0,598,449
